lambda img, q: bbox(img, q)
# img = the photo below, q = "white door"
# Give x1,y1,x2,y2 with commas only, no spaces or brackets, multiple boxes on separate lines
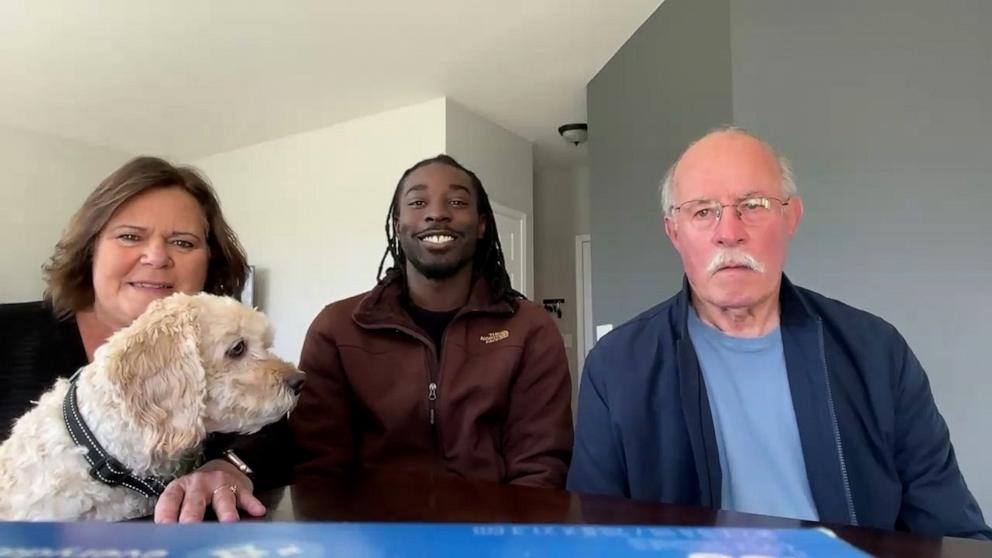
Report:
491,202,528,298
575,234,593,378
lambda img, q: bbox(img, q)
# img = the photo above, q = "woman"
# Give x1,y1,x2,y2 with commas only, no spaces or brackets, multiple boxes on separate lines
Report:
0,156,262,522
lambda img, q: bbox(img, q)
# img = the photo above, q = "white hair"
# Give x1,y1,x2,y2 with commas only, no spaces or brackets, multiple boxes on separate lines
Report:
658,126,798,214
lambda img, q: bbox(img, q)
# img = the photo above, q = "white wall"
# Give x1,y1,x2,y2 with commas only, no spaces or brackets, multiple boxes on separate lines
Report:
194,97,536,363
194,99,447,361
0,125,131,303
444,100,535,297
534,164,591,404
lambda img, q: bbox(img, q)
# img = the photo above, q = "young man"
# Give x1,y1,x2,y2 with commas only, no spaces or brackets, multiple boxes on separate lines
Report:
291,155,573,487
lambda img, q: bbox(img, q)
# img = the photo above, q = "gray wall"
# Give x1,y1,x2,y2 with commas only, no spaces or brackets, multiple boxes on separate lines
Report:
534,164,591,407
731,0,992,513
587,0,732,327
588,0,992,513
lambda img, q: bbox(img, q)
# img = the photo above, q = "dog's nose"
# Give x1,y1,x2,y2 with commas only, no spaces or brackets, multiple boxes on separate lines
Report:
284,371,305,395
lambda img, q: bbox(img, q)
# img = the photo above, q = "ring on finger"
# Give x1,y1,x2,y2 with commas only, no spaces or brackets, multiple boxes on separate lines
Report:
211,484,239,499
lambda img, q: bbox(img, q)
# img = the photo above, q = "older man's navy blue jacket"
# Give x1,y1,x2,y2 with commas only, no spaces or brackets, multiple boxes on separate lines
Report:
568,275,990,540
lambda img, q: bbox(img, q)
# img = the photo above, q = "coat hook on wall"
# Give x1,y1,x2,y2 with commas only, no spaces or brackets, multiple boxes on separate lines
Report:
542,298,565,319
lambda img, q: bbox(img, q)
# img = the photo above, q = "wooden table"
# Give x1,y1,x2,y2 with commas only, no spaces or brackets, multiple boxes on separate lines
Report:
254,470,991,558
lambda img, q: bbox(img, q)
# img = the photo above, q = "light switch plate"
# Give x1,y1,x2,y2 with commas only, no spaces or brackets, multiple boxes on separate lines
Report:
595,324,613,341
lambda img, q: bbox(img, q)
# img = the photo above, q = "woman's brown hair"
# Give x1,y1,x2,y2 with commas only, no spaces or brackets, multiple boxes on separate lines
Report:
43,156,248,318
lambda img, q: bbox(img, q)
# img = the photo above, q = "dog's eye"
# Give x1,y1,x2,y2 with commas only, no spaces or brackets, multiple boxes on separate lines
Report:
226,339,247,359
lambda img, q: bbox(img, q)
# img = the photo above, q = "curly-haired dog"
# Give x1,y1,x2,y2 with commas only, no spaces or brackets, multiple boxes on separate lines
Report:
0,293,303,521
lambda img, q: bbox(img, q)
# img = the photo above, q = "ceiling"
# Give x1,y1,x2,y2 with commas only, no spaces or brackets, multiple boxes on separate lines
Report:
0,1,661,167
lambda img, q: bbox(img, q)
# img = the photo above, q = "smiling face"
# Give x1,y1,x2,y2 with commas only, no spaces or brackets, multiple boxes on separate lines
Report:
394,162,486,281
663,131,803,310
90,187,210,331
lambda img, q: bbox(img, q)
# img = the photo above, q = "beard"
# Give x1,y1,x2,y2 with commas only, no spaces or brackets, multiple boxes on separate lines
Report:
397,230,479,281
406,250,476,280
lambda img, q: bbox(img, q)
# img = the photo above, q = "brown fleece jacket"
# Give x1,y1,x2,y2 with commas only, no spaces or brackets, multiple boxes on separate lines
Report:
290,274,573,488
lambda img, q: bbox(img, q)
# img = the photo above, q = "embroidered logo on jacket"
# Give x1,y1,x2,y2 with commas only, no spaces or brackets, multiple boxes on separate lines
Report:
480,330,510,344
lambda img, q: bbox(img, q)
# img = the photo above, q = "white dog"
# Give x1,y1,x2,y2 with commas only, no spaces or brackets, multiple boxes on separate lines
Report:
0,293,303,521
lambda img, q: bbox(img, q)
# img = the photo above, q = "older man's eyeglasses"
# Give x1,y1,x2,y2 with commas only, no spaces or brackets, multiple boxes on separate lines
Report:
669,196,790,230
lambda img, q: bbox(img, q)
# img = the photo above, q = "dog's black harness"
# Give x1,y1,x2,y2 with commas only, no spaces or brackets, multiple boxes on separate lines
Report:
61,373,172,498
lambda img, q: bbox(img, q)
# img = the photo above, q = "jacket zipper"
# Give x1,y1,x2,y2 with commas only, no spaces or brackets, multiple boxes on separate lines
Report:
427,381,438,425
817,318,859,526
422,325,451,456
431,324,452,437
422,346,440,445
363,314,467,460
376,324,442,439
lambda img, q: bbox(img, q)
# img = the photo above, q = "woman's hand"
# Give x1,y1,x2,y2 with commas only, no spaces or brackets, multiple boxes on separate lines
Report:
153,458,265,523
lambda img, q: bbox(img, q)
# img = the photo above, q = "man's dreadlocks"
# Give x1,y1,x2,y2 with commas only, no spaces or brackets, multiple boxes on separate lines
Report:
376,154,522,304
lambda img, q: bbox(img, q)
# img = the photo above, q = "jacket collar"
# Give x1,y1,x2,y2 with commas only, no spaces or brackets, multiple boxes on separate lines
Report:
672,273,855,524
353,270,515,330
673,273,815,340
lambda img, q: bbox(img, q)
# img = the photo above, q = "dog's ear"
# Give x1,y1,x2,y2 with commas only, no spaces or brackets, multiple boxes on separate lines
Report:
100,295,207,464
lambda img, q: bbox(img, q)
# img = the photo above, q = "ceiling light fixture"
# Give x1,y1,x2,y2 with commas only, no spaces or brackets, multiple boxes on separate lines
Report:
558,123,588,146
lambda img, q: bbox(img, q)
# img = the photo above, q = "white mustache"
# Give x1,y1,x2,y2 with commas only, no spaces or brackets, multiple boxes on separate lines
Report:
706,249,765,276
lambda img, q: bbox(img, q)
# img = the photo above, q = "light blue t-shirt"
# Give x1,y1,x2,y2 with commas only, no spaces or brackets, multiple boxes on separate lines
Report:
687,308,819,521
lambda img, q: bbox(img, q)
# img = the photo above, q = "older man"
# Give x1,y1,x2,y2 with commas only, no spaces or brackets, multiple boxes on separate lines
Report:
567,128,990,540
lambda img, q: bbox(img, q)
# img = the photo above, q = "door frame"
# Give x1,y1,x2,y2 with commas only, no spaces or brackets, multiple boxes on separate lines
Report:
491,201,528,298
575,234,593,378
